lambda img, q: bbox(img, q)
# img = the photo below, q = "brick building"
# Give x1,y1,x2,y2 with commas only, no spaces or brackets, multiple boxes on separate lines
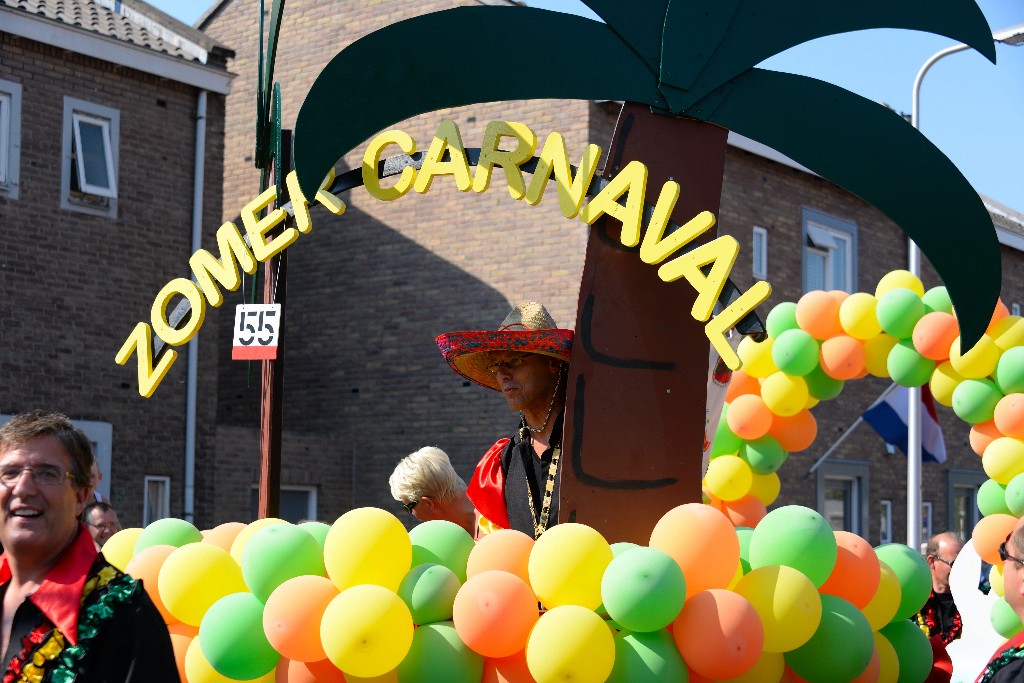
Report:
0,0,233,525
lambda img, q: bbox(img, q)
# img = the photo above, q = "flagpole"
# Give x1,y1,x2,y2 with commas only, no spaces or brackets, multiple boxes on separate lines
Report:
804,382,898,478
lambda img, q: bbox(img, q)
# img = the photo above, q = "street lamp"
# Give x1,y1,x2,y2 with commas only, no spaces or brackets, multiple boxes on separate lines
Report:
905,23,1024,552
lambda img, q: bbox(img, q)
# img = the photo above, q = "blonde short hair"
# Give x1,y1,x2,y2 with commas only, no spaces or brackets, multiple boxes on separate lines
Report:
389,446,466,504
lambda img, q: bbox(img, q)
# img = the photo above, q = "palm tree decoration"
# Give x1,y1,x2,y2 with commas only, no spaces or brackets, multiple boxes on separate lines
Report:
292,0,1003,538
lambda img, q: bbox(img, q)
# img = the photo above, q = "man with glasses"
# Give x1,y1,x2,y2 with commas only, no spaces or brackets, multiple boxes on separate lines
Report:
388,447,478,537
0,410,178,682
977,519,1024,682
82,501,121,549
436,302,571,539
915,531,965,645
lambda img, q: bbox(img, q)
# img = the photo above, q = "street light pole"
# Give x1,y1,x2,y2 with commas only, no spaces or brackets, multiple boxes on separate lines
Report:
906,23,1024,552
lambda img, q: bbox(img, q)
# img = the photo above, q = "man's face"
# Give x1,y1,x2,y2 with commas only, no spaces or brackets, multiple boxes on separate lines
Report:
1005,521,1024,619
928,537,962,593
0,436,89,560
488,351,559,414
86,507,121,548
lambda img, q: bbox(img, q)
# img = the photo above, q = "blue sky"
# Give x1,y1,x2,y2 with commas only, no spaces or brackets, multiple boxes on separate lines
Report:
152,0,1023,212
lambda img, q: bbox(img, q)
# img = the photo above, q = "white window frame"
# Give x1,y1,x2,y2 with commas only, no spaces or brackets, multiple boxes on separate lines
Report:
752,226,768,281
0,79,22,199
249,484,318,523
880,499,893,545
0,414,111,498
816,460,870,535
61,97,119,217
802,208,857,294
947,469,987,541
1013,303,1022,317
71,112,117,198
922,501,933,543
143,476,171,525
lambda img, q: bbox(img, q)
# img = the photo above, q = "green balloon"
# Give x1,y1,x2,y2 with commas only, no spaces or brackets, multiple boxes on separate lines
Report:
740,435,787,475
766,302,800,339
991,597,1024,639
736,527,754,574
398,563,461,625
876,288,926,339
611,541,641,557
995,347,1024,395
242,523,326,603
711,419,743,457
922,286,953,314
299,520,330,550
1005,474,1024,517
804,364,844,400
875,544,931,621
771,329,821,377
978,479,1012,517
410,520,475,583
749,506,837,587
601,547,685,633
608,630,688,683
134,517,202,554
879,618,933,683
397,621,484,683
199,592,280,680
785,595,874,683
952,378,1003,425
888,340,936,387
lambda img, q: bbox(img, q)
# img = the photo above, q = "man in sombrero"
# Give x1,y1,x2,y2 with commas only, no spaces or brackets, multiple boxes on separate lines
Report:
436,302,572,539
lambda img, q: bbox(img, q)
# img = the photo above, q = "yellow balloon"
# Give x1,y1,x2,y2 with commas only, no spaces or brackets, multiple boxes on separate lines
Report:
983,437,1024,485
717,650,785,683
861,561,902,630
991,563,1005,598
738,337,778,379
990,315,1024,351
528,523,612,610
184,633,275,683
874,631,899,683
733,565,821,653
323,508,411,592
863,334,898,378
949,335,1001,379
876,270,924,298
930,361,964,408
158,543,247,626
705,455,754,502
840,293,882,340
727,560,745,590
760,372,809,418
749,472,781,506
101,527,143,571
526,606,615,683
803,395,820,410
230,517,287,565
320,585,413,679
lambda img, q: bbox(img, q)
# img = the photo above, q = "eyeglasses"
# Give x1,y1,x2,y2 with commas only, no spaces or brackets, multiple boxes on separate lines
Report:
85,522,119,532
1000,538,1024,565
0,465,76,487
401,500,418,513
932,556,955,568
485,354,531,374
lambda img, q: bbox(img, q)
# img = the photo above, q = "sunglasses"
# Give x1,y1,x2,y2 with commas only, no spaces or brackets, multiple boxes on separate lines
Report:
1000,536,1024,565
401,500,418,513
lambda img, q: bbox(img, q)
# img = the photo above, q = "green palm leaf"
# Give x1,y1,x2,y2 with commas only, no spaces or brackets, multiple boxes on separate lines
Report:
684,67,999,346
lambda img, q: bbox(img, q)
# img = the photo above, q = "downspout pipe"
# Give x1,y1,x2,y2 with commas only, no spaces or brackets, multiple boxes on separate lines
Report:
185,89,207,523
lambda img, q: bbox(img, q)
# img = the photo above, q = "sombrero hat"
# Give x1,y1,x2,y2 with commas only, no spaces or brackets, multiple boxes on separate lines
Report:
436,302,573,391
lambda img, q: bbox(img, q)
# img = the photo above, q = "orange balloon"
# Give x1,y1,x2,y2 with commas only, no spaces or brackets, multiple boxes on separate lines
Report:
796,291,843,340
971,420,1004,456
726,371,762,403
276,658,348,683
973,514,1019,565
912,312,959,361
988,299,1011,334
483,649,536,683
454,571,539,658
719,495,767,528
264,575,339,662
202,522,247,552
781,666,811,682
818,531,881,609
849,646,881,683
727,395,773,440
768,410,818,453
686,665,715,683
466,529,534,584
650,505,739,597
124,544,178,625
828,290,850,306
819,335,866,380
674,589,764,680
995,395,1024,440
167,622,195,683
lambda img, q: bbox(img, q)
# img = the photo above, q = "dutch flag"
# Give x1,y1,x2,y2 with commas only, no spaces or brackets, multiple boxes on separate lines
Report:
863,384,947,464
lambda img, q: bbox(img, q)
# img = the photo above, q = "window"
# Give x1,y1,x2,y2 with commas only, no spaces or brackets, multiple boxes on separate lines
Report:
922,501,933,542
948,470,986,541
250,485,318,523
752,226,768,281
0,79,22,199
1013,303,1022,317
0,414,111,498
144,476,171,525
802,208,857,293
815,460,870,535
61,98,119,217
879,499,893,544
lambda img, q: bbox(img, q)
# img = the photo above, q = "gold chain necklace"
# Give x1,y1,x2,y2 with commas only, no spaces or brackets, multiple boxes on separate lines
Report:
524,444,560,539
